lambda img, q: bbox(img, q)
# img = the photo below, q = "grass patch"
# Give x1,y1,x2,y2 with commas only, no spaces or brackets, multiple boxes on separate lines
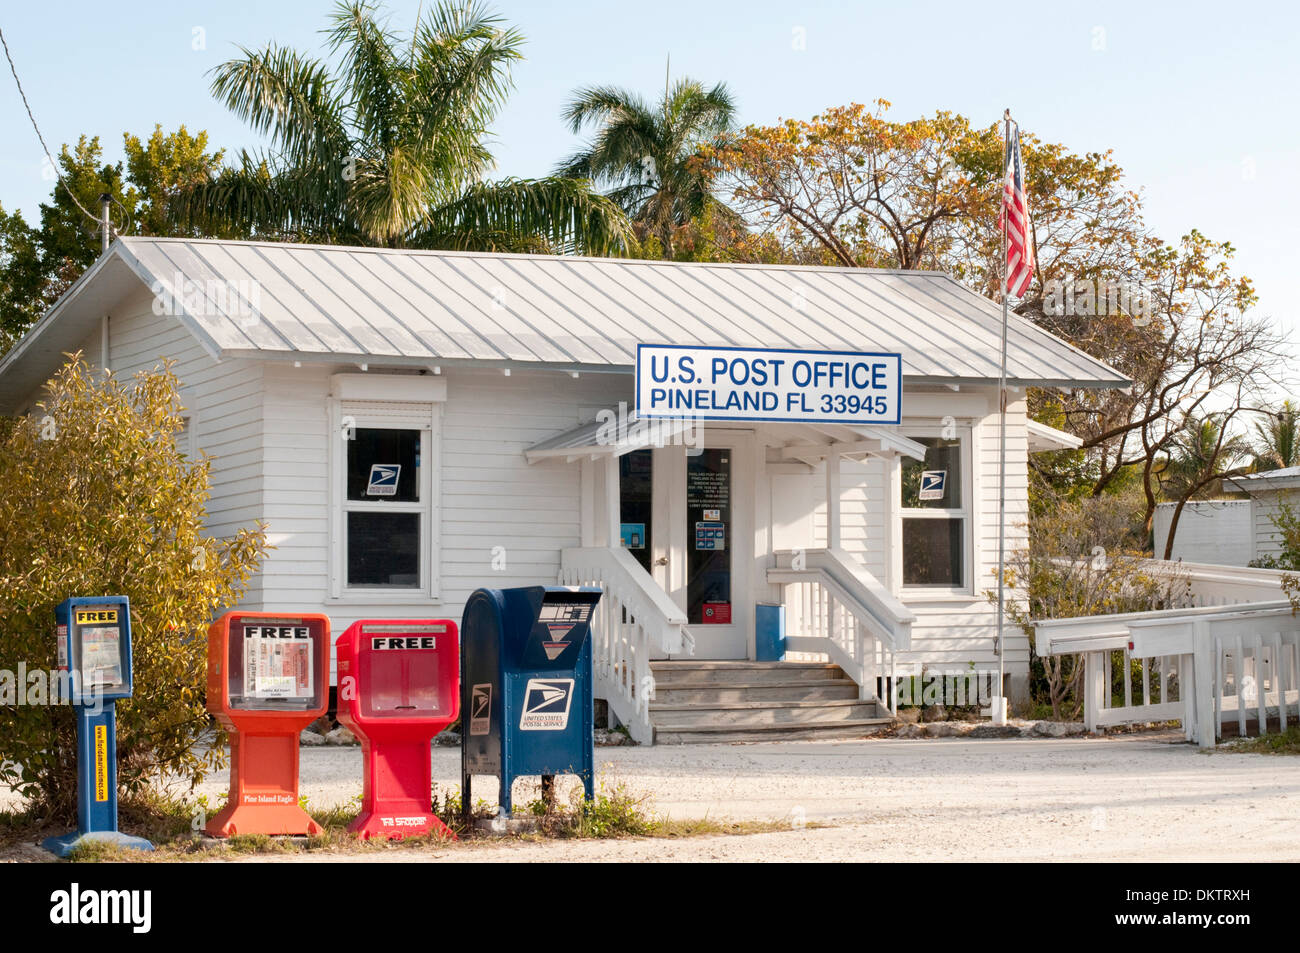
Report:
514,783,822,840
1217,725,1300,755
2,780,825,861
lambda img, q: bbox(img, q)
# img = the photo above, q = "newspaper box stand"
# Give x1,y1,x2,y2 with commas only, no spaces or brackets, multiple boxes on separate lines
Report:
335,619,460,840
42,596,154,857
205,611,330,836
461,586,601,818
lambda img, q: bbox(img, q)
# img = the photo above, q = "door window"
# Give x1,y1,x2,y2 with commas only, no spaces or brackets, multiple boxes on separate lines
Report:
619,449,654,574
687,448,732,624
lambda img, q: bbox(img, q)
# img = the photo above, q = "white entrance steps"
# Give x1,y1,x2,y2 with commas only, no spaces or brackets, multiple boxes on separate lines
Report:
648,660,894,744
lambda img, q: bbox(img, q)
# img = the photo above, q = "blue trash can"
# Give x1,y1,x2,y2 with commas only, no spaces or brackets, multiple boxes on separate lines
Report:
755,603,786,661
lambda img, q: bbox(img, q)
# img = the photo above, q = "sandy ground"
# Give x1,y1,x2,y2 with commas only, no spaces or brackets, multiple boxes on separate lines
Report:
9,731,1299,861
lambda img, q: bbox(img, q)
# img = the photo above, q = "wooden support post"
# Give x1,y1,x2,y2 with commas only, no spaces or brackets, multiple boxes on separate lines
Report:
605,454,620,550
1086,651,1104,735
1194,621,1216,749
826,451,841,551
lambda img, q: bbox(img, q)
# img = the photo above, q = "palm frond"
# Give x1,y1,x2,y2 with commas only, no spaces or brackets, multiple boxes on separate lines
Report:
413,177,632,255
326,1,401,152
209,45,350,168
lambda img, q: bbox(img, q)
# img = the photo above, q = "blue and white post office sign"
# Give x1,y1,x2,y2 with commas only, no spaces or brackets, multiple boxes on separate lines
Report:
366,464,401,496
636,344,902,425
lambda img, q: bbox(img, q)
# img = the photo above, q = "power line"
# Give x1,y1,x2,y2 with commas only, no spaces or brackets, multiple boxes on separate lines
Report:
0,24,116,238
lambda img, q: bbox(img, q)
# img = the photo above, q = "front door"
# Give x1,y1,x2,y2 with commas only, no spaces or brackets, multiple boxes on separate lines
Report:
620,431,754,660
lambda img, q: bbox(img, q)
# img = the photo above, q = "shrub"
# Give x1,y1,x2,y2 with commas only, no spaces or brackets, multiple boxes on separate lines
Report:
0,357,268,820
995,492,1189,719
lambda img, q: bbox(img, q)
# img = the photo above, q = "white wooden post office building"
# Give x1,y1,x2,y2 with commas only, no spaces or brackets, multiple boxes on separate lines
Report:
0,239,1126,742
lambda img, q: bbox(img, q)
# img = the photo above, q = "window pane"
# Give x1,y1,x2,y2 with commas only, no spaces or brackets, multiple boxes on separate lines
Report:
687,448,731,624
347,428,420,502
903,518,963,586
619,449,653,574
348,511,420,587
901,437,961,509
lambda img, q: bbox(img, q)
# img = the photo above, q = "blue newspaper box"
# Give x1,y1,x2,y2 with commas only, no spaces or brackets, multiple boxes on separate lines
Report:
43,596,153,857
461,586,601,817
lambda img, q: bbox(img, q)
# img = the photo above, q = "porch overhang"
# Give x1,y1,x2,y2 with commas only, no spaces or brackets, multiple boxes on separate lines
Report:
1026,419,1083,452
524,415,699,463
525,415,926,464
770,424,926,464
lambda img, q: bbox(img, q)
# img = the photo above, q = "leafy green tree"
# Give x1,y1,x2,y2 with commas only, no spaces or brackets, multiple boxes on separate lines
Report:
0,358,268,820
182,0,629,253
0,128,227,353
0,204,45,348
558,77,737,257
34,137,136,291
124,124,230,238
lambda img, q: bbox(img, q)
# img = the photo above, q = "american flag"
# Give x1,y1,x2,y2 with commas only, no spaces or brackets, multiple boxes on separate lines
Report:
1000,126,1034,297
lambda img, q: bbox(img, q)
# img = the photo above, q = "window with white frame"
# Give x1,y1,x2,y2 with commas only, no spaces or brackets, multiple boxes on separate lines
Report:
333,401,438,597
899,433,969,589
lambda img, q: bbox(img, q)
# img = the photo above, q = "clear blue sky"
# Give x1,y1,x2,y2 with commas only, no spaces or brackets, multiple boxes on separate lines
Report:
2,0,1297,346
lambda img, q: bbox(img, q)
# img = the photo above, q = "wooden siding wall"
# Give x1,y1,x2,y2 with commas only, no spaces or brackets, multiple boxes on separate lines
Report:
101,285,266,602
258,364,631,634
806,387,1031,680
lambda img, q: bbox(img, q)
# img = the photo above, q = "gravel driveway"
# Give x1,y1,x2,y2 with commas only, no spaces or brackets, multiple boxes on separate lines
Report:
170,730,1300,862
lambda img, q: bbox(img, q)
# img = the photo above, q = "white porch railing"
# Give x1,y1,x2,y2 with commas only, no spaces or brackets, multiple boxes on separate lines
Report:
1128,606,1300,747
768,547,914,713
558,546,691,744
1033,560,1294,745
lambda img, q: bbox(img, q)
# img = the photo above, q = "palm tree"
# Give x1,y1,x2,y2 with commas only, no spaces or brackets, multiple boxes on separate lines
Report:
179,0,630,253
556,78,737,256
1252,400,1300,472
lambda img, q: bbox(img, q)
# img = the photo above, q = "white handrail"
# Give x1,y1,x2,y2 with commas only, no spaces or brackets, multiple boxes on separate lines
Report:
1034,558,1291,657
1031,557,1294,744
1127,606,1300,747
558,546,691,745
768,548,913,713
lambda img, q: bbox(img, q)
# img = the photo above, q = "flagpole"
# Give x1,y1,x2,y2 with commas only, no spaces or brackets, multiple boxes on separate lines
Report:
993,108,1011,725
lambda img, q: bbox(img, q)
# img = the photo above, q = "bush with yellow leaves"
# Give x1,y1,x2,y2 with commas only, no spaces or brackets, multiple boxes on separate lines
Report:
0,357,268,820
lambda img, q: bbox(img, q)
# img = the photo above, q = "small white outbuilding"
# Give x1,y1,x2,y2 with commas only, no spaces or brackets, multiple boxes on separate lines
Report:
0,238,1126,742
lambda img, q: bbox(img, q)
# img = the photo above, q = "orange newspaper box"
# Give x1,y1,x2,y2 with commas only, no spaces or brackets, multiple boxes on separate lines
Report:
205,611,330,837
336,619,460,840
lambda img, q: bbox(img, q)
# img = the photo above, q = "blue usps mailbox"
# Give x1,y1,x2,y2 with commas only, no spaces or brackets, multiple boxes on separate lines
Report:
461,586,602,818
43,595,153,856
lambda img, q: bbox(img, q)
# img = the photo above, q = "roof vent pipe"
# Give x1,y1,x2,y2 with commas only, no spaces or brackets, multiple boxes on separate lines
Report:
99,193,112,254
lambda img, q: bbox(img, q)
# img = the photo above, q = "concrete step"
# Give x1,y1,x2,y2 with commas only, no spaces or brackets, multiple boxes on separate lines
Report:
650,661,847,688
651,699,883,729
654,719,892,745
644,660,892,744
652,681,860,705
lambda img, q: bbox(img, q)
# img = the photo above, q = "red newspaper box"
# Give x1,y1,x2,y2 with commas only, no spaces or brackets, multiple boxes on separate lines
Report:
336,619,460,840
206,611,330,837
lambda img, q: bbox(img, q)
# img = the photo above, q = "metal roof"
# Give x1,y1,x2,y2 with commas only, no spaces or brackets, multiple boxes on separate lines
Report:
1226,466,1300,493
0,237,1128,409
